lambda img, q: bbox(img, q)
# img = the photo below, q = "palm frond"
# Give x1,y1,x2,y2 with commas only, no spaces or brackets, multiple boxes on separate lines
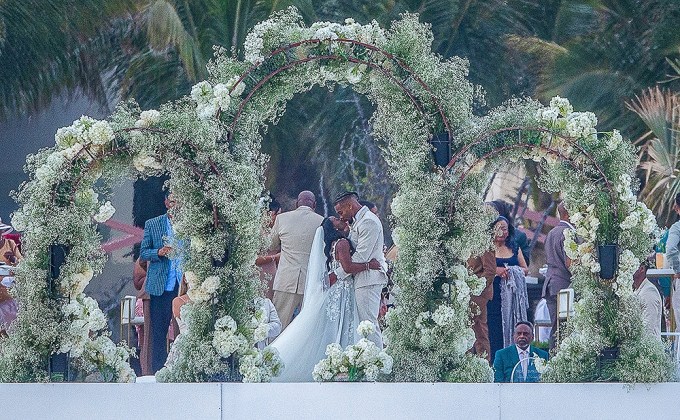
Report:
145,0,206,81
630,87,680,225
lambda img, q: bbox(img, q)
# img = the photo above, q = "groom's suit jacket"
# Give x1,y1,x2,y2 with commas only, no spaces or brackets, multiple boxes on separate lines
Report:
349,206,388,289
270,206,324,294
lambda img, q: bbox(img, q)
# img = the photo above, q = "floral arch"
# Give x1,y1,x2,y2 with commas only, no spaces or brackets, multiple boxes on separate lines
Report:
0,7,672,383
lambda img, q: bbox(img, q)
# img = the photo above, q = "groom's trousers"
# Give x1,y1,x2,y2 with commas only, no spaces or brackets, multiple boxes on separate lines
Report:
355,284,383,348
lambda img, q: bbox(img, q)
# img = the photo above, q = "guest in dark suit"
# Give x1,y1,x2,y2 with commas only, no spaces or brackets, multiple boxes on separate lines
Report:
494,321,549,382
541,201,574,349
140,192,184,374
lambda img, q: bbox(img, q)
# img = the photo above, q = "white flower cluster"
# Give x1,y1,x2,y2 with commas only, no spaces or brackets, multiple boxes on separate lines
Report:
613,249,638,297
532,353,547,374
243,14,386,65
239,346,284,382
620,201,657,234
250,303,271,343
62,265,95,296
212,315,249,358
81,335,136,383
93,201,116,223
185,271,220,303
564,204,601,273
535,96,597,140
190,78,245,119
607,129,623,151
57,116,114,150
59,295,109,357
312,322,393,382
132,152,163,173
415,306,476,352
33,116,116,186
134,109,161,128
450,264,486,298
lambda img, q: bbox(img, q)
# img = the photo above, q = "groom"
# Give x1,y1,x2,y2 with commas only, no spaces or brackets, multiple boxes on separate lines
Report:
334,191,388,347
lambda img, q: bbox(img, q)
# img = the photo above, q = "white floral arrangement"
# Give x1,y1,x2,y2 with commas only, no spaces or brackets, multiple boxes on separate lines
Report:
239,346,284,383
313,321,393,382
4,6,671,384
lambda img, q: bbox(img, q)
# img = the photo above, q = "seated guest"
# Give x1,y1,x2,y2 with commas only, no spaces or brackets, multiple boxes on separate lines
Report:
171,277,190,339
255,297,282,349
494,321,548,383
633,260,662,341
132,257,152,375
0,234,21,335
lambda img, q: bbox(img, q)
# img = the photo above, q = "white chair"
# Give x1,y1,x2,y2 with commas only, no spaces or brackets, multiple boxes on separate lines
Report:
120,295,144,344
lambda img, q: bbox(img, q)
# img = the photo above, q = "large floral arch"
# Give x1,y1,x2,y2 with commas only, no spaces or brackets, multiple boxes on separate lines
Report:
0,8,672,383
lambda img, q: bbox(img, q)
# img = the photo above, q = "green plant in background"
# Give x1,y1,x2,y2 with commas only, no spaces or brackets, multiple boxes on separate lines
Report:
629,86,680,227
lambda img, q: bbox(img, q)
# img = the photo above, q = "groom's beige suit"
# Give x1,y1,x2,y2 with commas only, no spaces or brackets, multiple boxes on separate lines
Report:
349,206,388,347
271,205,324,329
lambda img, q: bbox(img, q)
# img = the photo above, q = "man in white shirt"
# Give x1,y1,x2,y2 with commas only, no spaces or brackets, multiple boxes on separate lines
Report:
334,191,388,348
633,261,662,341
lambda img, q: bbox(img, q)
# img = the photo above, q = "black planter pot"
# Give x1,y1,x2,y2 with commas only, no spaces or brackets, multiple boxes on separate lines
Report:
598,244,618,280
596,346,620,380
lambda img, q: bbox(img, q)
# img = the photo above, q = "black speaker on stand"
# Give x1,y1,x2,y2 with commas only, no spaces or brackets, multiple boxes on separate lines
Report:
432,132,451,167
47,243,71,381
48,244,70,299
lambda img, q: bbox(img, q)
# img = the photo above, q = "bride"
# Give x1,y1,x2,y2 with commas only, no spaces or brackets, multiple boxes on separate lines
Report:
271,216,381,382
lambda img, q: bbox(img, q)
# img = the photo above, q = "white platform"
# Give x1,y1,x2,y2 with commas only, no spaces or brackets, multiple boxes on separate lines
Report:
2,382,678,419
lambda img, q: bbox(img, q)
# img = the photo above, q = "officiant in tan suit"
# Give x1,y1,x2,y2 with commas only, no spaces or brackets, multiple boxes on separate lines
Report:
270,191,324,329
335,192,388,348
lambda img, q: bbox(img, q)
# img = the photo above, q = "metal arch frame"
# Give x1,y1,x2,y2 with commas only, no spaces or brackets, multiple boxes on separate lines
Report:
220,38,453,147
446,126,619,220
52,38,460,213
51,126,225,229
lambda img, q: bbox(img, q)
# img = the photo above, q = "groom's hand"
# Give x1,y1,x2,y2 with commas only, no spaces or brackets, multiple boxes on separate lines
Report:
368,259,381,270
329,272,338,287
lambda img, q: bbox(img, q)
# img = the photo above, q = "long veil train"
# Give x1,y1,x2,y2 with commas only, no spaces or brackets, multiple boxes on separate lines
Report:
270,226,357,382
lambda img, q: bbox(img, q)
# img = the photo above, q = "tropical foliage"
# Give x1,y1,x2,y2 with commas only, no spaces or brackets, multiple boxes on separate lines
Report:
629,87,680,227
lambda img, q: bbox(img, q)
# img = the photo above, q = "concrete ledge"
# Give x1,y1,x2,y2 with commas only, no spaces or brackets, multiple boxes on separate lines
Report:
1,382,676,419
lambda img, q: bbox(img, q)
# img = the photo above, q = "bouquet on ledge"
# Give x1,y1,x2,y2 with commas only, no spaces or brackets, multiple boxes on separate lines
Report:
313,321,393,382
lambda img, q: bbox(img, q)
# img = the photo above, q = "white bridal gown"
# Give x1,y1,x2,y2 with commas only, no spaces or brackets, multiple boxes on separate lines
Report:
271,226,358,382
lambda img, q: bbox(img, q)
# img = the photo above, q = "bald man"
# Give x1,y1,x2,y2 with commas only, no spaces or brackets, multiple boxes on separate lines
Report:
270,191,324,329
542,201,574,349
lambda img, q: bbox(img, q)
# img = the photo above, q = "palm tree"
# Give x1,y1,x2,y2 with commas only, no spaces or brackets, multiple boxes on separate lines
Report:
505,0,680,138
629,86,680,227
0,0,139,119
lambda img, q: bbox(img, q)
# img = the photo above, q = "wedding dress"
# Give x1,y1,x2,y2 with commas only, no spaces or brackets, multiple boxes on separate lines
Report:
271,226,358,382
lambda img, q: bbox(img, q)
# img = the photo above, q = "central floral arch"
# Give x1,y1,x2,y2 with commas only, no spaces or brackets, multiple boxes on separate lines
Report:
0,8,672,383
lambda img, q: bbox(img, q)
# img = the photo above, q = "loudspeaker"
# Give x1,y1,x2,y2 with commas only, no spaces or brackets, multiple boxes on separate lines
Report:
48,244,70,299
431,132,451,167
49,244,70,280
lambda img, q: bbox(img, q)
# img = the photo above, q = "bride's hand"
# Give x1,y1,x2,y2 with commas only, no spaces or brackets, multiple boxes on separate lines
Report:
329,271,338,287
368,259,381,270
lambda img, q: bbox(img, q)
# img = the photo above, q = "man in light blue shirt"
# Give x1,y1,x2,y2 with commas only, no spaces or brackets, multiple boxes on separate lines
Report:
140,192,184,373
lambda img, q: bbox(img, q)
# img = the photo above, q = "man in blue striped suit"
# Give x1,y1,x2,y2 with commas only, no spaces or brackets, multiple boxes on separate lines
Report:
140,192,183,373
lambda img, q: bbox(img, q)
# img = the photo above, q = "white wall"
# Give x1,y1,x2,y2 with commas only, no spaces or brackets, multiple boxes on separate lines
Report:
1,382,676,420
